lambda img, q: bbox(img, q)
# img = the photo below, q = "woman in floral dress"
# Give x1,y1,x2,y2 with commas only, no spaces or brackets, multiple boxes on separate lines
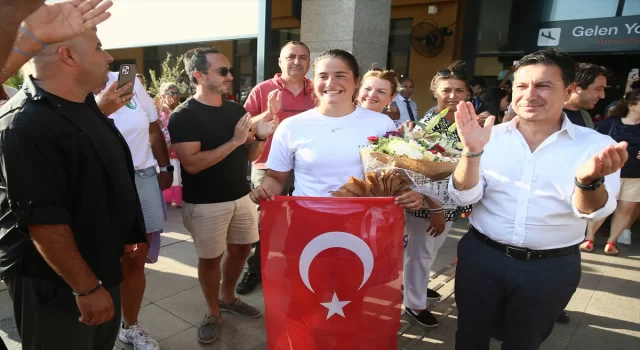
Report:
402,61,472,328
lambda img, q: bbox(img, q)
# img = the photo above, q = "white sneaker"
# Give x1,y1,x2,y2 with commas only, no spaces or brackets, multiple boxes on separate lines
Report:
119,322,160,350
617,229,632,246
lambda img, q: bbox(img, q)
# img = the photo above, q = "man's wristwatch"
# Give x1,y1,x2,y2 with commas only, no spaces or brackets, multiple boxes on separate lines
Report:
254,134,268,142
574,177,604,191
159,165,175,173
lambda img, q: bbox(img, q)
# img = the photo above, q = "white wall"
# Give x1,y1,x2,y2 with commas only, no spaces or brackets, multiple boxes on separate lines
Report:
46,0,259,49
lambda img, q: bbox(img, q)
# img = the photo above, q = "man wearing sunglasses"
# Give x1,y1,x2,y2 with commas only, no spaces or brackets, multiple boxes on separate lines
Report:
168,47,278,345
237,41,315,295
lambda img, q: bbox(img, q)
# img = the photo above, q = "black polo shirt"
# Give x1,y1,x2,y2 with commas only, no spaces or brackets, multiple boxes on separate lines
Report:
0,76,146,288
168,98,250,204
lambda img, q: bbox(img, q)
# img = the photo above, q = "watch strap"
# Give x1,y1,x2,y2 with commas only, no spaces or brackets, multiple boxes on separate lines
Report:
574,177,604,191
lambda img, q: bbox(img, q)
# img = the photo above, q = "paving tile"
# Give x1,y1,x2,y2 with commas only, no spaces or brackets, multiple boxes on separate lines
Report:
158,241,199,270
565,287,597,314
567,323,640,350
158,326,233,350
217,314,266,350
0,316,20,349
143,266,200,302
0,291,14,320
585,291,640,324
539,334,571,350
136,303,192,342
155,286,207,326
160,230,193,247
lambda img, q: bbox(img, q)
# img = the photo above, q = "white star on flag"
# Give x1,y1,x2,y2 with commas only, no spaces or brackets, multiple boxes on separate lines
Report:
320,292,351,320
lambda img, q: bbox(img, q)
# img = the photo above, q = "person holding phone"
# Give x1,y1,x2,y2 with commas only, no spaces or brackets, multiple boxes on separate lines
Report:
95,67,171,350
168,47,278,345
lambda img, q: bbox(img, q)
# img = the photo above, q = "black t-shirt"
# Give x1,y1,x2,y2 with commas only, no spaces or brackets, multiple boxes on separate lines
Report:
564,108,587,127
596,118,640,178
168,98,250,203
0,84,146,288
62,99,138,233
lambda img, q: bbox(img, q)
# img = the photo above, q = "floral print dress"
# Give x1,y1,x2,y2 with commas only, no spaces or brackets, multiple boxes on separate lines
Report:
406,107,472,222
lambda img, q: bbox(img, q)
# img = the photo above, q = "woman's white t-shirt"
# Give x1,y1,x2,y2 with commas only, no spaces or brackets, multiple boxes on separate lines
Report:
267,106,396,197
102,71,158,170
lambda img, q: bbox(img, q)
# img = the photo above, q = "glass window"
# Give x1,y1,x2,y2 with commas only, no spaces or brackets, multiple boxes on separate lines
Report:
476,0,514,54
387,19,413,77
542,0,619,21
234,39,257,104
623,0,640,16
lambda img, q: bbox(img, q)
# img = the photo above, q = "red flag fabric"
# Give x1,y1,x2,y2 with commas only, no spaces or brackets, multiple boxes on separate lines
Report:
260,197,404,350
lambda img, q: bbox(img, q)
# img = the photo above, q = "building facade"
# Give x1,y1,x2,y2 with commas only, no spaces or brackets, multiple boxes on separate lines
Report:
106,0,640,116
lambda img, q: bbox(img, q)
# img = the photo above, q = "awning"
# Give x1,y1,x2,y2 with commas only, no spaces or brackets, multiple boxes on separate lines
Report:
47,0,259,50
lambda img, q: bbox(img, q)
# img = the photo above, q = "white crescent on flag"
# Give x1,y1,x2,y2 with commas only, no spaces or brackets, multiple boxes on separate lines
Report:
298,231,374,293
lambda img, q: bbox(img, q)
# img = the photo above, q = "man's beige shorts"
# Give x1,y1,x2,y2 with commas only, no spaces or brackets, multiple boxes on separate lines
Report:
617,178,640,202
182,194,259,259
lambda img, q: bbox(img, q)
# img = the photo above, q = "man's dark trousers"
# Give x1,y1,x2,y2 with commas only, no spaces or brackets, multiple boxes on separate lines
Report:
5,276,121,350
454,230,581,350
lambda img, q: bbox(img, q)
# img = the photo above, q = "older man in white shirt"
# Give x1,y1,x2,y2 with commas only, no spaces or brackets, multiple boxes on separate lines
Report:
449,49,628,350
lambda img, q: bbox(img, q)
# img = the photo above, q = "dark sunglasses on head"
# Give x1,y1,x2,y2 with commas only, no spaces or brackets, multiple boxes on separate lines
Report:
437,69,467,79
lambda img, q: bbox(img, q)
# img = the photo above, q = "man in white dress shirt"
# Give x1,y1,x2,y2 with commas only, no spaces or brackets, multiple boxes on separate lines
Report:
448,49,628,350
394,78,418,123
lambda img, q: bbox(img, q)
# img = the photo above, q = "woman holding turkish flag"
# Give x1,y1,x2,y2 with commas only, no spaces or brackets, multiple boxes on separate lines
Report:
250,49,422,349
249,49,423,209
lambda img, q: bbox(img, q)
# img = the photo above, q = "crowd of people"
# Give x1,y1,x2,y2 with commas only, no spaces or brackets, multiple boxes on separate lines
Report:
0,1,637,350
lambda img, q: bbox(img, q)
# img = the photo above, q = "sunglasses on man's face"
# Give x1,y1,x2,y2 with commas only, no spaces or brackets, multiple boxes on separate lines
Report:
200,67,234,77
437,69,467,79
215,67,234,77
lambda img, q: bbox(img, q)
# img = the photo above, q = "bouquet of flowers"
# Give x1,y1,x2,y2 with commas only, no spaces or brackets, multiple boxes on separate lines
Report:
332,109,462,203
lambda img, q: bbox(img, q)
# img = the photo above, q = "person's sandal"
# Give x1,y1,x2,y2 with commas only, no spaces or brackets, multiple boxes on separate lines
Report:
604,242,619,256
579,240,594,253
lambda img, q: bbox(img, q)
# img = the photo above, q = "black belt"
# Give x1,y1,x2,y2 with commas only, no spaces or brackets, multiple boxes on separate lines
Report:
470,226,579,261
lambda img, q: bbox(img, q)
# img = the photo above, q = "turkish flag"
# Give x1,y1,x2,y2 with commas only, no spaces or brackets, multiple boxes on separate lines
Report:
260,197,404,350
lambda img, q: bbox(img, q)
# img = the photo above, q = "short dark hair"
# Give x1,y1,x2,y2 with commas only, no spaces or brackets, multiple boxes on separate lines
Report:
183,47,221,85
574,63,611,89
281,41,310,56
400,77,414,85
469,76,486,88
312,49,360,81
515,48,575,87
479,87,508,118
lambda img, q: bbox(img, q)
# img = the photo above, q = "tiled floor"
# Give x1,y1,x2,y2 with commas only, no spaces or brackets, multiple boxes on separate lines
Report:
1,207,640,349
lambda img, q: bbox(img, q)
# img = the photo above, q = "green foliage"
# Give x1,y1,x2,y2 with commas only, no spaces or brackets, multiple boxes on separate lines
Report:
147,53,189,96
4,70,24,90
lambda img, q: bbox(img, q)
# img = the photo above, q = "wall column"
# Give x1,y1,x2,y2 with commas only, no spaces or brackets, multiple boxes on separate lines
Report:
300,0,392,75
